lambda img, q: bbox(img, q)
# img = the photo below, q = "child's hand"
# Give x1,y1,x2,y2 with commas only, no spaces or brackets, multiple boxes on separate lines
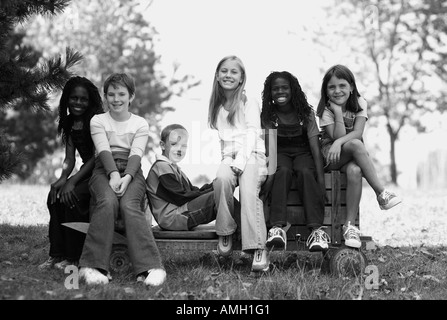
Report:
115,174,132,198
109,171,121,194
328,100,343,113
49,177,67,204
59,178,79,209
327,141,342,164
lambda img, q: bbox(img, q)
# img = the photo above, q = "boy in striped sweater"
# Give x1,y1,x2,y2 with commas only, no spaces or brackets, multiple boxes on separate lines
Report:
78,73,165,287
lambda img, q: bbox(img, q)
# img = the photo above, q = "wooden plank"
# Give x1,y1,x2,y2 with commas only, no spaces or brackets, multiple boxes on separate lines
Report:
286,190,347,205
149,171,366,251
287,172,347,189
152,223,217,239
264,206,359,225
286,224,360,242
330,171,343,244
155,239,218,251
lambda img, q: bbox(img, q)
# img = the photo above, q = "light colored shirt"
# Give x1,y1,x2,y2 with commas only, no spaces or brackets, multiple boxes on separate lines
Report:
90,112,149,177
319,97,368,133
215,97,266,171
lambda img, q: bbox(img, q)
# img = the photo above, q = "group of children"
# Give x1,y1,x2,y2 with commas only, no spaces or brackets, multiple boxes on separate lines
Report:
38,56,402,286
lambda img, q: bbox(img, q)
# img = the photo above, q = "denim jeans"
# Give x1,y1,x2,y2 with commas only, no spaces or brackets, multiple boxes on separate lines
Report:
213,152,268,252
79,159,163,275
268,144,325,229
47,178,90,260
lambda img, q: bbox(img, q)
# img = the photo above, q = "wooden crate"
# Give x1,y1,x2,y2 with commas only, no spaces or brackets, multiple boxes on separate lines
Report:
152,171,371,252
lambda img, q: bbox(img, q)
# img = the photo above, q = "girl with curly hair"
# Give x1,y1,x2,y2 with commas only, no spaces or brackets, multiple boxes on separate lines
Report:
39,76,104,270
261,71,329,252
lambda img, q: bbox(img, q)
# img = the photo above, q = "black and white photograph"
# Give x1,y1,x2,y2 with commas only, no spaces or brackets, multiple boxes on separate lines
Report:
1,0,446,305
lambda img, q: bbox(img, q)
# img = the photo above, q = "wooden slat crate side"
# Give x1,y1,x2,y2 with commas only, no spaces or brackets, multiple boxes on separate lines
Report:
155,239,218,251
152,223,218,240
286,172,347,189
286,190,347,205
285,224,360,242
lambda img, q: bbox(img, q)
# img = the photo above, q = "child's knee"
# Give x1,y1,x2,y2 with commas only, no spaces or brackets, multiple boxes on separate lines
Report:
346,164,362,180
276,165,293,177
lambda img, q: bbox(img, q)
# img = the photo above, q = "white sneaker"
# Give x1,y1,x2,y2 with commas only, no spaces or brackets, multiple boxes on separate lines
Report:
265,226,287,250
217,234,233,257
377,189,402,210
144,268,166,286
343,222,361,249
79,267,109,285
251,249,269,272
306,227,330,252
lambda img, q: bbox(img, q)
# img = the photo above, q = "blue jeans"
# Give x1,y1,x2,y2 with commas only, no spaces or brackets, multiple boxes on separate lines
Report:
213,152,267,252
79,159,163,275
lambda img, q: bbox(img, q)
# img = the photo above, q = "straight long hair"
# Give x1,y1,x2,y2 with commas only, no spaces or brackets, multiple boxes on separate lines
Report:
316,64,363,118
208,55,246,129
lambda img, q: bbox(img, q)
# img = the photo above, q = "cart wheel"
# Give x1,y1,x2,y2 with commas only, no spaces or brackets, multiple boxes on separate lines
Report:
109,244,131,274
329,247,366,277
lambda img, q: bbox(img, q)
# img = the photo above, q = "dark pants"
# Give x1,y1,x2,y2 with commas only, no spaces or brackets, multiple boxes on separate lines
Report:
47,178,90,261
181,191,217,229
268,144,325,229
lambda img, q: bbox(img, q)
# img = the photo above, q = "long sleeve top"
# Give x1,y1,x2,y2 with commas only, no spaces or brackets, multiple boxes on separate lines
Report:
215,96,266,171
90,112,149,177
146,154,212,230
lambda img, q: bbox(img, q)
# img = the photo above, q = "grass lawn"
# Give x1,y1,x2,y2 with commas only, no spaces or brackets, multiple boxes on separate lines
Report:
0,183,446,302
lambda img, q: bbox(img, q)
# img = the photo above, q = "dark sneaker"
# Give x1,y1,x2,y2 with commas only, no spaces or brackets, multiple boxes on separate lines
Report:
265,226,287,250
38,257,62,270
54,259,78,270
306,227,330,252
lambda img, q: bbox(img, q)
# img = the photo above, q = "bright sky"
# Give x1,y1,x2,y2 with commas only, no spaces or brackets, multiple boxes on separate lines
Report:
139,0,446,188
142,0,330,181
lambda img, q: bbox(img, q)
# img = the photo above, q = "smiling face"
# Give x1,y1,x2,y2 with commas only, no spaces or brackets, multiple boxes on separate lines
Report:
216,59,244,92
271,77,291,107
105,83,134,116
326,75,353,107
161,128,189,164
68,86,89,118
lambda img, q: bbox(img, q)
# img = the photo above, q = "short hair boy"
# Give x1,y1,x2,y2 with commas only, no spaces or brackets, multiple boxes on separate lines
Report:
146,124,216,231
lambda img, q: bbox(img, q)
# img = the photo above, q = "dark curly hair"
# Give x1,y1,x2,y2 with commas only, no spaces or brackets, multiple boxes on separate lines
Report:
261,71,313,129
57,76,104,145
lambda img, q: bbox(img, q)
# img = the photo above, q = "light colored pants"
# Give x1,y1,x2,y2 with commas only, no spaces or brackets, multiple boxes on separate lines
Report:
213,152,268,252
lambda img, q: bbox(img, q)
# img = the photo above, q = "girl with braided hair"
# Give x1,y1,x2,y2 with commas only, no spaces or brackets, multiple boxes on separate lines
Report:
39,76,104,270
260,71,329,252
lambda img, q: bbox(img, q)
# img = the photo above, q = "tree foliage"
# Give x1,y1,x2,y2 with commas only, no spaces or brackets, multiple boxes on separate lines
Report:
0,0,81,182
2,0,199,182
328,0,447,184
25,0,200,150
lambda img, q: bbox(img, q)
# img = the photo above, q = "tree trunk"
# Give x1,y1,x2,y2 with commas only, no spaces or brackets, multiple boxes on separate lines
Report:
388,130,398,185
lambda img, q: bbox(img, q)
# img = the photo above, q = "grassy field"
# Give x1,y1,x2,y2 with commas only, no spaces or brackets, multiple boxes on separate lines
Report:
1,182,446,302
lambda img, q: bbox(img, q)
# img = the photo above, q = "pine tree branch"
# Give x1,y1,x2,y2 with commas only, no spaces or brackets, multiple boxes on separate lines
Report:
0,47,83,111
0,0,72,24
0,131,22,182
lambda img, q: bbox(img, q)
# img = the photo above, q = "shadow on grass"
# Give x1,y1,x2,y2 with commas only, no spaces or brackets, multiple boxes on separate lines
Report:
2,223,446,300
